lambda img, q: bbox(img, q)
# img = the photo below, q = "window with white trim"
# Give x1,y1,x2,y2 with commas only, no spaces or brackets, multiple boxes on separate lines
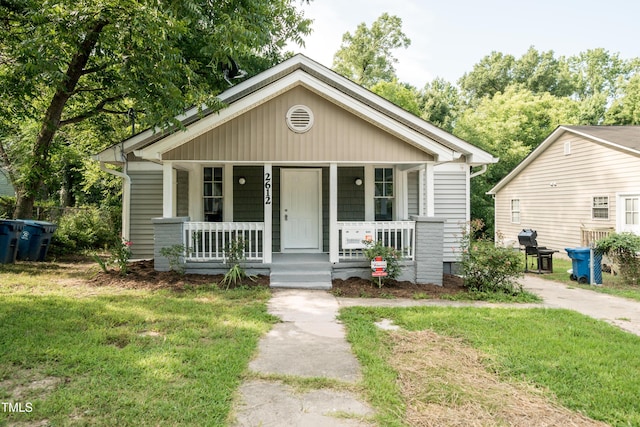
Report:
374,167,393,221
203,167,223,222
592,196,609,220
625,197,639,225
510,199,520,223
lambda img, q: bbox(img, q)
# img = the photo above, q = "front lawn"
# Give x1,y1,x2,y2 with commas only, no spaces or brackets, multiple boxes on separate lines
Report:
340,306,640,426
0,260,275,426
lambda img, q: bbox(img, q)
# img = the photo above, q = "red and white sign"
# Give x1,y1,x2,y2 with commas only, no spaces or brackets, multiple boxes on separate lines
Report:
371,256,388,277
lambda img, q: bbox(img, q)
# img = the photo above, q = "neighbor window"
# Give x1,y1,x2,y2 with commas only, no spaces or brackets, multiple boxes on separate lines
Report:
510,199,520,223
625,197,639,225
592,196,609,220
374,167,393,221
203,167,223,222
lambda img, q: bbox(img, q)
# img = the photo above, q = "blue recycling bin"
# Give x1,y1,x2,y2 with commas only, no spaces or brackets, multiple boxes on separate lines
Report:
565,247,602,284
0,220,24,264
17,220,57,261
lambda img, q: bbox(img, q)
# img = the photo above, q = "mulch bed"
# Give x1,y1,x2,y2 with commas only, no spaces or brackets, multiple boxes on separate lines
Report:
89,259,466,298
90,259,270,291
330,274,466,298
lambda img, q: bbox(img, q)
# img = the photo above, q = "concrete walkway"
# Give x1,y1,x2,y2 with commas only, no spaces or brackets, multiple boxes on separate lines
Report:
232,290,374,426
232,274,640,426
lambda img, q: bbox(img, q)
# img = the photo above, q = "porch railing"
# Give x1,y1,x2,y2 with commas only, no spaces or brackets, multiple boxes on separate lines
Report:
580,227,614,247
183,222,264,261
337,221,415,261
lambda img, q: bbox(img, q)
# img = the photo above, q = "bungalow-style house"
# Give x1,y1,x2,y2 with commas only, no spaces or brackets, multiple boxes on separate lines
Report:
489,125,640,256
94,54,498,287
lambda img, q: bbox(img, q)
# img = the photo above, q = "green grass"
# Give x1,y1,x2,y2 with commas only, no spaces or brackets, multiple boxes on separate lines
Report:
340,306,640,427
0,262,275,426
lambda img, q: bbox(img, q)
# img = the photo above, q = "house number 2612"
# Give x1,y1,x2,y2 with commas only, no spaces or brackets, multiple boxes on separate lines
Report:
264,172,272,205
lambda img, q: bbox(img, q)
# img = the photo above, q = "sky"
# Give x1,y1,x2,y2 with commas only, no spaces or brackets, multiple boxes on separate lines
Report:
288,0,640,88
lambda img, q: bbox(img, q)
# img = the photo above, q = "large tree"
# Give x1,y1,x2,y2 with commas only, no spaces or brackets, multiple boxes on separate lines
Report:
454,86,580,232
0,0,311,218
332,13,410,88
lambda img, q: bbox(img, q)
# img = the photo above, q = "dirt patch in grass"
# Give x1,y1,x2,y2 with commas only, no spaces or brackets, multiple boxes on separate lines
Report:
89,259,270,290
0,368,65,402
331,274,466,299
388,330,607,427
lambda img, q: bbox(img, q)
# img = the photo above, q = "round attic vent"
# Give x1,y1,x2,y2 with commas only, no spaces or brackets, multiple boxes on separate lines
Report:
286,105,314,133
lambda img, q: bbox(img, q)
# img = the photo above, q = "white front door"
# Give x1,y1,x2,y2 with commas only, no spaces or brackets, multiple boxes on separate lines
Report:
619,194,640,234
281,168,322,251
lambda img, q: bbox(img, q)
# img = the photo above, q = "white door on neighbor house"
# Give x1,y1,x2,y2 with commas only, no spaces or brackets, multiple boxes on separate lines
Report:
281,168,322,251
619,194,640,235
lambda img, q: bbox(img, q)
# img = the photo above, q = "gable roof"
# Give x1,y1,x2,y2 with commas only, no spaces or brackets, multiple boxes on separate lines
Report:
95,54,497,166
488,125,640,195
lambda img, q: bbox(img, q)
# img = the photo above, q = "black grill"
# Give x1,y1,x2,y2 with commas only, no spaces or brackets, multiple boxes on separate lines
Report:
517,229,557,273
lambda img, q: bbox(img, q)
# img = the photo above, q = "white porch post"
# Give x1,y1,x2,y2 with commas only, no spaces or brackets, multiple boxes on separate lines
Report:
263,163,272,263
426,163,435,217
162,162,174,217
329,163,339,263
364,165,374,220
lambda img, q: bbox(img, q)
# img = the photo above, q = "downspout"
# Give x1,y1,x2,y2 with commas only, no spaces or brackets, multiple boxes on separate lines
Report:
100,161,131,241
469,164,487,179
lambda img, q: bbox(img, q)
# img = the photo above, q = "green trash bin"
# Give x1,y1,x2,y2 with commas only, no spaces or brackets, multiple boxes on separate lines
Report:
17,220,57,261
0,220,24,264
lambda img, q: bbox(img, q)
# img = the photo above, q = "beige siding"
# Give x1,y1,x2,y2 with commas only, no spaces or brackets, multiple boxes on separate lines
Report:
129,170,163,259
495,132,640,256
163,86,433,163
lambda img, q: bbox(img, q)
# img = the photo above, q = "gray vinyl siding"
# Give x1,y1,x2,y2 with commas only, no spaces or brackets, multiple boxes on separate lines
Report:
407,171,419,216
494,132,640,254
176,170,189,217
233,166,264,221
129,170,163,259
338,167,365,221
434,171,467,262
322,167,329,252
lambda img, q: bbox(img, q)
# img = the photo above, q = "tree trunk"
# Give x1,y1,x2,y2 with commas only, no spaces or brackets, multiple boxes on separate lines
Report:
13,19,108,219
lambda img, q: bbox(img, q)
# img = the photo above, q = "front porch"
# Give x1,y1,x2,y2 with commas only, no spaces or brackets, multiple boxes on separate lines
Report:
152,216,445,286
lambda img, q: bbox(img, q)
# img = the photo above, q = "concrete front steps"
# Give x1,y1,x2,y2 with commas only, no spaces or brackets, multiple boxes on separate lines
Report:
269,253,332,290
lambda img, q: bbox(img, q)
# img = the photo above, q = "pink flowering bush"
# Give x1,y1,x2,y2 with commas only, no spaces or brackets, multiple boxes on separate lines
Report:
460,219,523,294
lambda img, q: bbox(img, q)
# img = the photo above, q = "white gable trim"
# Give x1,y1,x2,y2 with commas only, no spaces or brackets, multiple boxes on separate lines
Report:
135,70,457,163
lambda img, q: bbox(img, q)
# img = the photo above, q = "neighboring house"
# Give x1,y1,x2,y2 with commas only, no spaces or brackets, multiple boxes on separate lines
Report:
488,125,640,257
0,168,15,197
94,54,497,286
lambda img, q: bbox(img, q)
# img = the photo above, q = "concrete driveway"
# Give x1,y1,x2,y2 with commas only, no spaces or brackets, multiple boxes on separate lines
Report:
521,274,640,336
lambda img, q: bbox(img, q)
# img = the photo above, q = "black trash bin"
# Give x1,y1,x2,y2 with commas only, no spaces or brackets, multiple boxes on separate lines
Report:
17,220,57,261
0,220,24,264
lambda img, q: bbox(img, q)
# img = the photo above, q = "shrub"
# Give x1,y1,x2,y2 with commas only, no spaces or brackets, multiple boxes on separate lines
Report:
460,219,524,294
160,244,187,275
595,232,640,286
50,206,116,255
362,240,402,287
221,238,254,289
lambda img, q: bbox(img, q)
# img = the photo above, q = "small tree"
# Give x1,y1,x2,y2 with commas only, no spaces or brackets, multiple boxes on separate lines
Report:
459,219,524,294
595,232,640,286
